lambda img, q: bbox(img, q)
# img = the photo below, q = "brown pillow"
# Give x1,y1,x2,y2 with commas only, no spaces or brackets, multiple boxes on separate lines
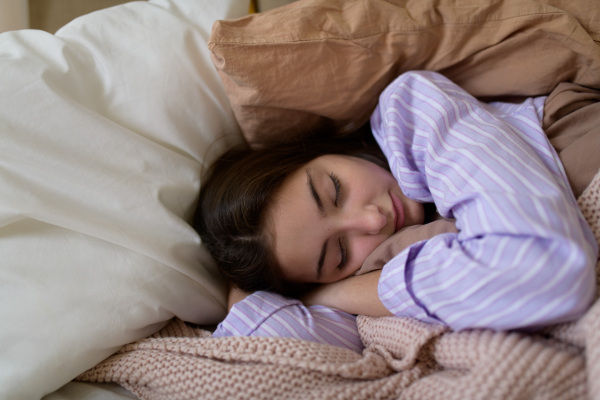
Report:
209,0,600,146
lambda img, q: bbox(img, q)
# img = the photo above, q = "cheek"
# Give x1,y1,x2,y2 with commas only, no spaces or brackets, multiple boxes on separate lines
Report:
350,236,387,271
404,198,425,226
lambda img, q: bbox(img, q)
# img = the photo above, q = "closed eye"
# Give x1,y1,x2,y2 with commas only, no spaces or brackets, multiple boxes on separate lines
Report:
330,173,341,207
330,173,346,270
337,238,347,270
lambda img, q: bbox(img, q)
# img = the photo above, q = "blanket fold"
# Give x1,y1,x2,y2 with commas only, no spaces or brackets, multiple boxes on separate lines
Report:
78,165,600,399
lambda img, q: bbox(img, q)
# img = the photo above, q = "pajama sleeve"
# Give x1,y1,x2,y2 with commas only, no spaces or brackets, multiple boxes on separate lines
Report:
213,291,364,353
370,71,598,331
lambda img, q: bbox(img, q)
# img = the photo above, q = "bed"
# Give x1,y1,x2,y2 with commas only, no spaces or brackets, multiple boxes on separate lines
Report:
1,0,599,399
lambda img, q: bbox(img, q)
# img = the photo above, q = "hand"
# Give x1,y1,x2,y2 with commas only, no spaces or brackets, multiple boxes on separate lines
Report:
355,219,457,276
227,285,252,311
301,271,392,317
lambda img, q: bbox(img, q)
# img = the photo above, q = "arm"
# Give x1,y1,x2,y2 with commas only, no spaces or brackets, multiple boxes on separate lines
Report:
301,219,457,316
369,71,598,331
213,290,364,353
301,271,392,317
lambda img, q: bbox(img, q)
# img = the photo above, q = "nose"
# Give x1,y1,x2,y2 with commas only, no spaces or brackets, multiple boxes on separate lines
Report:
335,204,386,235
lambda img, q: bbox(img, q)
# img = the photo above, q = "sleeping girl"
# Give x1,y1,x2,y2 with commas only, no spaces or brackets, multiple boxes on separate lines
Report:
194,71,598,353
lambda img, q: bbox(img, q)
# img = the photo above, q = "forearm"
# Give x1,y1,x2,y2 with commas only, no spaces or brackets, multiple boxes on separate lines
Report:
302,271,392,317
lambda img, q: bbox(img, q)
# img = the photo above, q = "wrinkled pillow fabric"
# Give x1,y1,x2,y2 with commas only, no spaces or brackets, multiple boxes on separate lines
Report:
0,1,245,398
209,0,600,145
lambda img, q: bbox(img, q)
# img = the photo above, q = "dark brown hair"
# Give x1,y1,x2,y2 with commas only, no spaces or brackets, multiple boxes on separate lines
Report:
194,128,387,294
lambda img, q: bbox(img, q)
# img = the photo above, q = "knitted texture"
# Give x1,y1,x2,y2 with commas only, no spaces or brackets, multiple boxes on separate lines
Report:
78,168,600,399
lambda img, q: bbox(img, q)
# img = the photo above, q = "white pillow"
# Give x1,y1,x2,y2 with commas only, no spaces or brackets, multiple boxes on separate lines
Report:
0,1,246,398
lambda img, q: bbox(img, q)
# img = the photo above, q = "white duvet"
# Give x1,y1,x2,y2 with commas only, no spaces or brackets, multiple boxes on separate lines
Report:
0,1,246,398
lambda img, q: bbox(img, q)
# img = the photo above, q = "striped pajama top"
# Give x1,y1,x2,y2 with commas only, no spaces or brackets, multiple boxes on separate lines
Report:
213,72,597,352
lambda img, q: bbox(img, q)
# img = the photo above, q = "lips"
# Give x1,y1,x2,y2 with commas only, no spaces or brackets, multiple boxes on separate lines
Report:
390,191,405,232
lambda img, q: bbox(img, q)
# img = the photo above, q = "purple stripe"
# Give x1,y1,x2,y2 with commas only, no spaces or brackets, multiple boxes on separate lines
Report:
371,71,596,331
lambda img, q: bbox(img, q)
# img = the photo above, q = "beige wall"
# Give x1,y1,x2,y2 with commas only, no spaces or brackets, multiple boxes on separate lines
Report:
29,0,136,33
0,0,30,32
256,0,295,12
27,0,299,34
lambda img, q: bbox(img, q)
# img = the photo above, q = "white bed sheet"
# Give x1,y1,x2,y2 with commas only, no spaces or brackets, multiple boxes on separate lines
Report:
43,383,136,400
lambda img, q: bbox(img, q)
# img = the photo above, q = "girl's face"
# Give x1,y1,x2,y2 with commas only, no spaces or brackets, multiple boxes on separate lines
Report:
267,155,424,284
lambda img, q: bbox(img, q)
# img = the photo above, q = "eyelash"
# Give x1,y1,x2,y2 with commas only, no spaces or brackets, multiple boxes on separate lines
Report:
330,173,346,270
337,238,347,270
330,173,342,207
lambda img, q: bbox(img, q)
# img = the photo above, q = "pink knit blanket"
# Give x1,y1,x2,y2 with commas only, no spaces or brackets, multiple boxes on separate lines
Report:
78,168,600,399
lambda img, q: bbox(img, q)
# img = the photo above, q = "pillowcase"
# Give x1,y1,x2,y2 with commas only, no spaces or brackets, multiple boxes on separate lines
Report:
0,0,246,398
209,0,600,145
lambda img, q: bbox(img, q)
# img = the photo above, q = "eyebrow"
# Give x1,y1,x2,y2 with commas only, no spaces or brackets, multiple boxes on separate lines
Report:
306,169,327,280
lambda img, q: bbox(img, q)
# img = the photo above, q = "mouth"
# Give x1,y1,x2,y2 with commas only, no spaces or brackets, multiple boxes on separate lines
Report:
390,191,405,232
